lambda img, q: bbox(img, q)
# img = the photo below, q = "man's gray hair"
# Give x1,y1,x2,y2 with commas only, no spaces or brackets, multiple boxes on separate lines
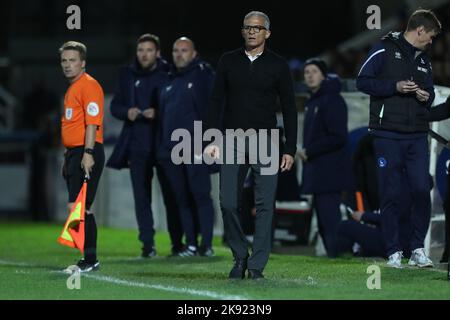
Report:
244,11,270,30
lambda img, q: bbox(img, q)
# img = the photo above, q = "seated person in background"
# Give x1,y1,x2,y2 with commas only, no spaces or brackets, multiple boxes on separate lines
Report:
335,201,412,258
336,208,385,257
335,172,437,259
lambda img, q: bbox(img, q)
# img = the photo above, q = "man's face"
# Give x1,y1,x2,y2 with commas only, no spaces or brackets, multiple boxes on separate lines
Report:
241,16,271,50
416,27,438,50
60,50,85,80
304,65,325,90
137,41,159,69
172,40,197,69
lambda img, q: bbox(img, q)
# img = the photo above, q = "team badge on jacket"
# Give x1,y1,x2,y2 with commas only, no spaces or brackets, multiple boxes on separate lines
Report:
378,157,387,168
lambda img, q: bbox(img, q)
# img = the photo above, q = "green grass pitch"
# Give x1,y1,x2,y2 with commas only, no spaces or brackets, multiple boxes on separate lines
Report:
0,222,449,300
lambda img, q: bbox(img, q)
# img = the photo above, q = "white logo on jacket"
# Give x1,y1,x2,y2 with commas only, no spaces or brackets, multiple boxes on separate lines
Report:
87,102,99,116
65,108,73,120
135,80,140,87
417,66,428,74
188,82,193,89
394,52,402,59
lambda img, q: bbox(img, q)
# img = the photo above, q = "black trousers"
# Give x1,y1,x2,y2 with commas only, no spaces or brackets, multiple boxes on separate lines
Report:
128,149,185,250
128,150,156,247
155,163,185,251
313,193,342,257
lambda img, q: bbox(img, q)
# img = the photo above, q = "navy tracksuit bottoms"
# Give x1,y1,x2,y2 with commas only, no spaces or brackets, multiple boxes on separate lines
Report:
129,150,183,250
160,161,214,249
373,136,431,257
313,193,342,257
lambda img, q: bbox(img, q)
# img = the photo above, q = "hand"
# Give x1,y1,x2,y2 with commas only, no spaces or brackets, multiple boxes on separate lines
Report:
415,89,430,102
280,154,294,172
142,108,156,120
351,211,364,222
81,153,95,180
127,107,141,121
298,149,308,162
204,145,220,159
396,80,418,93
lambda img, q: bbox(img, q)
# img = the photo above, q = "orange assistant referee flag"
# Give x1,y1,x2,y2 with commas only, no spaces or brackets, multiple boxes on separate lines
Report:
58,181,87,253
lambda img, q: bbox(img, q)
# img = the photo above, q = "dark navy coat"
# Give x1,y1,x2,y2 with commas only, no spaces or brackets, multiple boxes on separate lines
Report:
301,75,351,194
107,58,169,169
157,57,214,160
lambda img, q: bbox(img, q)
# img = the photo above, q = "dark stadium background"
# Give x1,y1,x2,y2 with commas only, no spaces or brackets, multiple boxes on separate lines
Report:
0,0,424,96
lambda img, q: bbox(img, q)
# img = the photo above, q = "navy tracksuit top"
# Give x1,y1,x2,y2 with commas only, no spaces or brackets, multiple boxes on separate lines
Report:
107,58,169,169
157,57,214,160
301,75,350,194
356,32,435,138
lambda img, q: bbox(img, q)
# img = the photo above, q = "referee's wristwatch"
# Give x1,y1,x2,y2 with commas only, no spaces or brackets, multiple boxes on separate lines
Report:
84,148,94,155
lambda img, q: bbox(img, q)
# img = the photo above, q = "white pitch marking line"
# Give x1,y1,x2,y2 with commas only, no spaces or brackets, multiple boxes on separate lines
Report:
0,259,248,300
84,273,247,300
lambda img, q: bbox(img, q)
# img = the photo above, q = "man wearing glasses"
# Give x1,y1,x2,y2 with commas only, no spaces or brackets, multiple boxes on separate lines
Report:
205,11,297,280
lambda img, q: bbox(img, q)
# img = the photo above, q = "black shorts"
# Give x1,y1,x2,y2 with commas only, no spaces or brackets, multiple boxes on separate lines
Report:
65,143,105,209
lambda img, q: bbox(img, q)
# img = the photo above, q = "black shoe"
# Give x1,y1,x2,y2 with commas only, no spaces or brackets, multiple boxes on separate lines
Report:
141,247,157,258
247,269,264,280
229,257,247,279
76,259,100,273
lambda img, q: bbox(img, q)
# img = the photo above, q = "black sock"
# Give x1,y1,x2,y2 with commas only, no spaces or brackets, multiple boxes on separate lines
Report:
84,213,97,263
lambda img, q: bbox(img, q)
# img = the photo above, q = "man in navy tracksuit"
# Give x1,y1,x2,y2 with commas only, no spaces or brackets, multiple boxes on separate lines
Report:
356,9,441,268
157,37,215,257
300,59,350,258
107,34,184,257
